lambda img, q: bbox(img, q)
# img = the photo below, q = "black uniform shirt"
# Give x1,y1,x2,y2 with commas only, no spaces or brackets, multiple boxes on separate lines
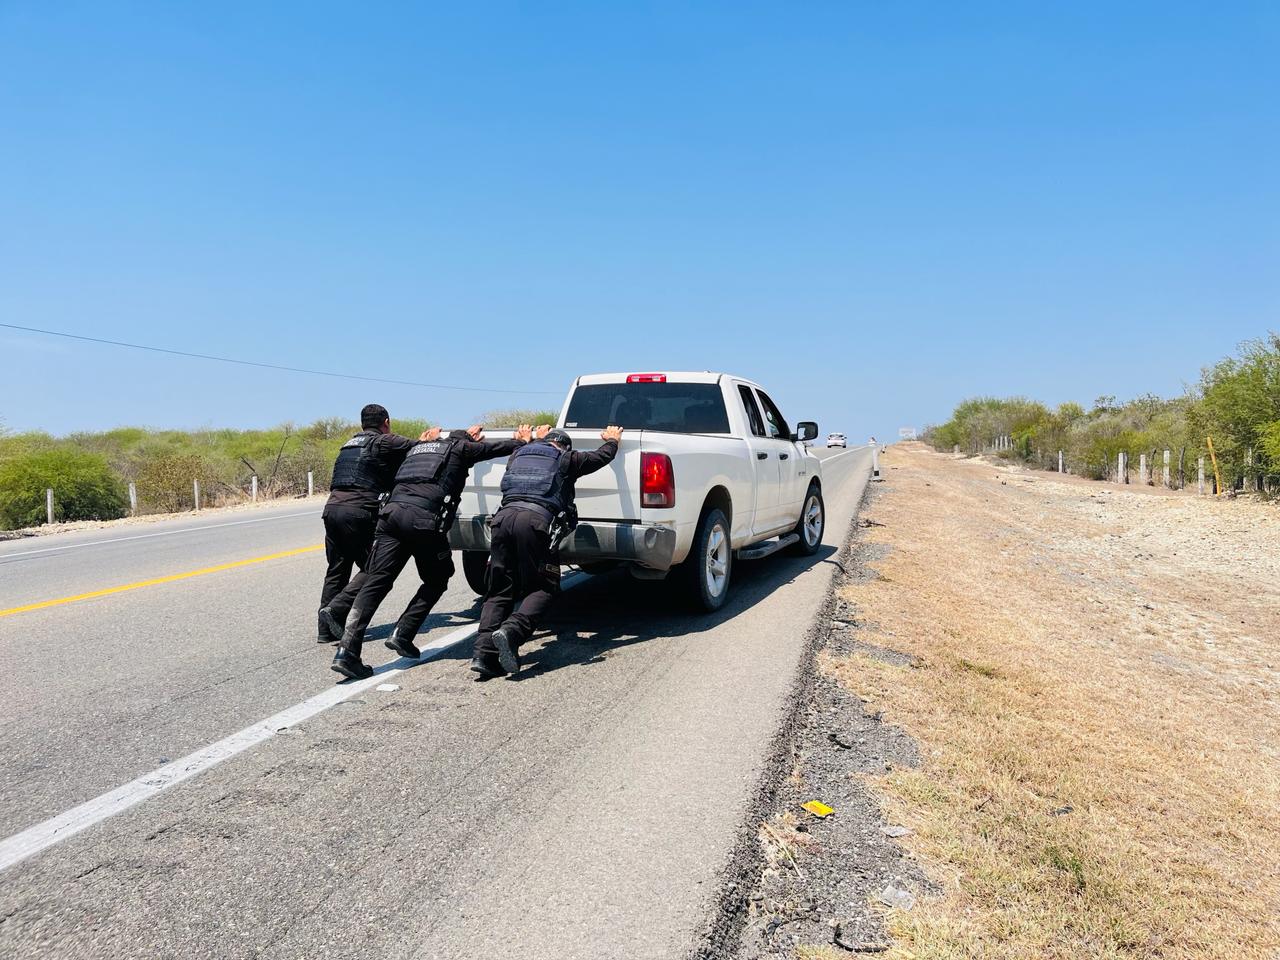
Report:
562,438,619,508
325,431,418,513
392,433,527,505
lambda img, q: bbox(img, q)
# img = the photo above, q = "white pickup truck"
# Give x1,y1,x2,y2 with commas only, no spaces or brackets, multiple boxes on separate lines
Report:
448,372,825,610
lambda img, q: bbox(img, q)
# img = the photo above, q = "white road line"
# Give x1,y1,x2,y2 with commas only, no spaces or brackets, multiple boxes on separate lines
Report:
816,444,870,464
0,510,323,560
0,574,583,874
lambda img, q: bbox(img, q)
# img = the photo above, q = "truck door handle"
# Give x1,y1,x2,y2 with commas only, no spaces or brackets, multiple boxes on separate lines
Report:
779,453,789,460
756,452,768,460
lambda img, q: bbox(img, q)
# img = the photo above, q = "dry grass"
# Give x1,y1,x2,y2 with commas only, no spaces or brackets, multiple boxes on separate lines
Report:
827,444,1280,959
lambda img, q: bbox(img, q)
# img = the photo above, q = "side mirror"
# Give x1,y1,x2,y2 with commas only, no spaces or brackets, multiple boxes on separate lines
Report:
793,421,818,443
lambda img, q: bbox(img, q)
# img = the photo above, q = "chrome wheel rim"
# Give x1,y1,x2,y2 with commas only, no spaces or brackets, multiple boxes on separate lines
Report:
705,523,729,597
803,494,823,546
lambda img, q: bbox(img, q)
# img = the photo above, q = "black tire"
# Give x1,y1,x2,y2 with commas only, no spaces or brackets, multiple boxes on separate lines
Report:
789,483,825,556
677,506,732,612
462,550,490,596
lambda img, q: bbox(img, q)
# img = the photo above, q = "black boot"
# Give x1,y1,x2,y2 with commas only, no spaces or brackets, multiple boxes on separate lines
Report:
384,628,420,660
469,654,506,681
491,627,520,676
331,646,372,681
317,607,345,643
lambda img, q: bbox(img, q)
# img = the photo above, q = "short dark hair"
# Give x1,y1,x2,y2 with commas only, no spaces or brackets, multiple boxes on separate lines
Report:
361,403,390,429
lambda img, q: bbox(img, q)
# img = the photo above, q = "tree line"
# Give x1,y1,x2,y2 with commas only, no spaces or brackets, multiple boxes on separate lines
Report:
924,334,1280,494
0,408,558,530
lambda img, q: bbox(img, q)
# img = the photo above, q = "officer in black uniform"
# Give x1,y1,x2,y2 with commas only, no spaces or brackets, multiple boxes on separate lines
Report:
471,424,623,680
317,404,423,644
330,422,541,680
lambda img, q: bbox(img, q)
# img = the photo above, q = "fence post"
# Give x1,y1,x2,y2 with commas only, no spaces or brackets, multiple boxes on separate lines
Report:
251,475,258,502
46,488,54,525
953,444,960,456
1207,436,1224,496
1163,450,1171,488
128,481,138,515
1139,454,1148,485
872,445,881,480
1198,457,1206,495
1058,450,1063,473
307,471,315,497
1117,451,1125,484
193,479,200,511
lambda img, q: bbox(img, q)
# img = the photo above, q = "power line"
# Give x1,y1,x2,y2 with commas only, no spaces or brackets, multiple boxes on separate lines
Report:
0,322,561,396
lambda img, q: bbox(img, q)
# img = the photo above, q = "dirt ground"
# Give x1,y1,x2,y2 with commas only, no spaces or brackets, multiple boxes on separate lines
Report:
727,443,1279,960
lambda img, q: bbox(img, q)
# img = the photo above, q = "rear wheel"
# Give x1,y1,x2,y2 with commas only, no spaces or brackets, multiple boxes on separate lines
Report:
678,506,732,612
789,484,825,555
462,550,490,596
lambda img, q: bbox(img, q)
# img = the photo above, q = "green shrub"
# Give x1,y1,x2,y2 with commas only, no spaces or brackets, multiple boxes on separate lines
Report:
0,449,127,529
1260,420,1280,468
478,408,560,428
135,453,218,513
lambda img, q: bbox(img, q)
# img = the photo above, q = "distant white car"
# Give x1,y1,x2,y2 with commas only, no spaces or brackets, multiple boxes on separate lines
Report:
827,433,847,448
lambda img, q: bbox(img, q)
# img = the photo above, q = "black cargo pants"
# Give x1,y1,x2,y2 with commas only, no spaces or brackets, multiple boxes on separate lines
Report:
320,503,379,609
474,505,561,659
338,503,455,656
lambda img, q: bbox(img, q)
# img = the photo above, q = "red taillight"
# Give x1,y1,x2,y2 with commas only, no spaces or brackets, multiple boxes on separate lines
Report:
640,452,675,508
626,373,667,383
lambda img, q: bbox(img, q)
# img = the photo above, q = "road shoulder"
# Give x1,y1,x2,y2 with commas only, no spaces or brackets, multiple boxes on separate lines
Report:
691,471,923,959
706,442,1280,960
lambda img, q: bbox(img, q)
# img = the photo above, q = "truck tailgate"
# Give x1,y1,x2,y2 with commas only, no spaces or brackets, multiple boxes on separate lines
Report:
460,430,645,521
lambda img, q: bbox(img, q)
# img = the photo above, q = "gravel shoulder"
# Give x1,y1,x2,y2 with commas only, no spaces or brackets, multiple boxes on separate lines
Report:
694,479,926,960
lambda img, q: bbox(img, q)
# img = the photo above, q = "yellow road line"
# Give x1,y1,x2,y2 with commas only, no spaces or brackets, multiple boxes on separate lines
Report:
0,544,324,618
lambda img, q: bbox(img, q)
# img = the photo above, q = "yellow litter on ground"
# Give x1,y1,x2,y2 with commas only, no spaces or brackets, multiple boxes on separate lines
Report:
802,800,834,818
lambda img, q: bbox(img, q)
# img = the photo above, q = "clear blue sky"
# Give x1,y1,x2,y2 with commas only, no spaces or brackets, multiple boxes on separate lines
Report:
2,2,1276,439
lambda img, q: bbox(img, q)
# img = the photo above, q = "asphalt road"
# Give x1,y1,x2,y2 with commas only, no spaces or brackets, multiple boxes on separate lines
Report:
0,446,872,960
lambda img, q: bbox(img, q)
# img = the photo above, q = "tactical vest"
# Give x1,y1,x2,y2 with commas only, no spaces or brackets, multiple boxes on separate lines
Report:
500,441,570,514
330,431,394,493
387,437,461,520
394,437,456,486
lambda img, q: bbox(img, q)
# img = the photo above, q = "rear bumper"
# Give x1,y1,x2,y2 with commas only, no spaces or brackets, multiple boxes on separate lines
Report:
449,516,678,571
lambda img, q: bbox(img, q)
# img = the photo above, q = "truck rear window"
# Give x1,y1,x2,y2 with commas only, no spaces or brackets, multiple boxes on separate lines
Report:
564,382,730,434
